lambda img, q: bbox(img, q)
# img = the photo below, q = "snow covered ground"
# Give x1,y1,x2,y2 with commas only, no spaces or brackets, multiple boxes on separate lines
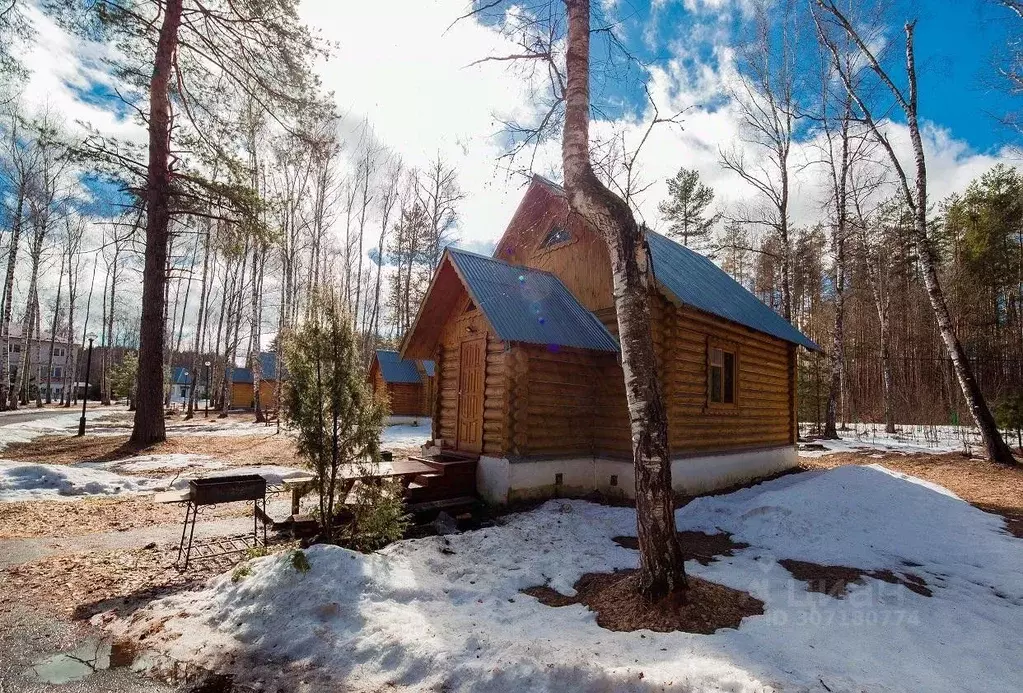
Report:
114,465,1022,692
0,408,121,451
381,418,432,447
798,422,994,457
0,457,310,502
0,461,168,501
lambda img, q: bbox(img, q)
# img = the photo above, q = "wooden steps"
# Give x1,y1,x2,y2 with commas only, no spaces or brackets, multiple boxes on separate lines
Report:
403,453,479,507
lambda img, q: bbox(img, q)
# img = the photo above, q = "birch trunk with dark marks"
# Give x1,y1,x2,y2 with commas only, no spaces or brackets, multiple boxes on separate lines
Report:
815,3,1015,463
249,242,264,422
186,220,212,418
0,182,25,410
562,0,687,600
103,237,122,407
131,0,183,444
44,254,64,404
823,95,851,440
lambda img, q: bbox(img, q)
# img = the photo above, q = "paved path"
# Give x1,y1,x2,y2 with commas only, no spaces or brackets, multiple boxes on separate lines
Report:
0,503,277,692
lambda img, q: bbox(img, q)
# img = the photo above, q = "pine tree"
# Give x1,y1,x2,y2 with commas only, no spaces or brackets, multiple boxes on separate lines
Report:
657,167,718,249
282,290,389,541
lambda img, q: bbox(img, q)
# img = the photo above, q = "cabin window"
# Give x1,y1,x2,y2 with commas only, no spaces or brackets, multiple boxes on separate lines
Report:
464,299,477,313
538,225,571,250
707,343,737,407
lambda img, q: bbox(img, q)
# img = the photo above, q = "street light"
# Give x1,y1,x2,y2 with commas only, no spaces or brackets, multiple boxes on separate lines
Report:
77,333,97,437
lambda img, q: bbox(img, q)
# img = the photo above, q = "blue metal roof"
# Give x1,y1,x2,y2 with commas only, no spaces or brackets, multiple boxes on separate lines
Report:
447,248,619,352
231,353,279,384
646,230,819,350
422,360,436,377
171,367,192,385
376,350,423,384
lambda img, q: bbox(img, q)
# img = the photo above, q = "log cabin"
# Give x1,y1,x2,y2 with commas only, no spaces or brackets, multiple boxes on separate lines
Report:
401,175,818,505
230,352,282,410
369,349,436,419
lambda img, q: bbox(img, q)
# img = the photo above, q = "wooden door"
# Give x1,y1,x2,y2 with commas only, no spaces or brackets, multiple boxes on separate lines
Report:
456,338,485,453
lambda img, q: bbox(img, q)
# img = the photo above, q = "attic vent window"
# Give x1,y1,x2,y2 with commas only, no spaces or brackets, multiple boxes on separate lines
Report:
464,300,477,313
539,225,571,250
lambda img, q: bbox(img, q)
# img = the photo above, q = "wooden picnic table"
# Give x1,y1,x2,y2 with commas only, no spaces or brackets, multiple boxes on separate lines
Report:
154,460,435,526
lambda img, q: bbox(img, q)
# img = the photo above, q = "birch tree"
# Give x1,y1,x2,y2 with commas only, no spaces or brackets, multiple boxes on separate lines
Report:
813,0,1017,463
464,0,688,599
719,0,801,322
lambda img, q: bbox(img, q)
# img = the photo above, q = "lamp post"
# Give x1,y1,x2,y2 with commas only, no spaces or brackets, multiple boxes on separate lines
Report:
204,360,211,418
77,333,97,437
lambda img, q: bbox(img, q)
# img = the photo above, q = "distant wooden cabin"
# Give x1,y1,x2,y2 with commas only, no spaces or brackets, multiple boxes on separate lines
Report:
369,349,435,418
230,352,281,410
402,175,819,505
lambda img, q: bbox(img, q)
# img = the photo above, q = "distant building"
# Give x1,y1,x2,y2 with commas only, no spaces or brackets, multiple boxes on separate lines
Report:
229,352,282,410
369,349,435,417
169,367,200,404
4,326,77,402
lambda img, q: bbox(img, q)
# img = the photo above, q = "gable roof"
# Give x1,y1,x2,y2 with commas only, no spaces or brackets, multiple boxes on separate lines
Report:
445,247,619,352
171,367,192,385
375,350,431,384
232,352,280,384
646,230,819,350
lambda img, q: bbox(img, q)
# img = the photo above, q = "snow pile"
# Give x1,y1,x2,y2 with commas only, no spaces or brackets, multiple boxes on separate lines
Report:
84,453,226,474
0,460,164,501
115,465,1023,692
381,418,432,447
163,465,310,489
0,454,310,502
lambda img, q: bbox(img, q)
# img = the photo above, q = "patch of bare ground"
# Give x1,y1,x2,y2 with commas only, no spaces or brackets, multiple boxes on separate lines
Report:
779,558,932,598
523,570,764,634
2,541,298,620
2,432,302,470
0,497,248,539
804,451,1023,539
612,530,749,566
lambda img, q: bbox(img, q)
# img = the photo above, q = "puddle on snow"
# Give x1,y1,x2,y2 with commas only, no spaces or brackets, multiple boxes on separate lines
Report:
27,637,135,685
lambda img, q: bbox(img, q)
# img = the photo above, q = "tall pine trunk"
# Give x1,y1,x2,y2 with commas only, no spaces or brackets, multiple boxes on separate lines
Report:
130,0,183,444
562,0,687,601
132,0,183,443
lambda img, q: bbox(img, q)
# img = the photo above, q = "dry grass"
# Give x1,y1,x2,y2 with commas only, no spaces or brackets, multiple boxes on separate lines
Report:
2,432,302,470
0,497,249,539
804,452,1023,538
1,540,296,621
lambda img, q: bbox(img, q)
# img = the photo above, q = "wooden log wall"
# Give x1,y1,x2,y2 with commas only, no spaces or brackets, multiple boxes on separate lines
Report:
387,382,426,417
435,297,508,454
652,295,796,453
518,294,799,459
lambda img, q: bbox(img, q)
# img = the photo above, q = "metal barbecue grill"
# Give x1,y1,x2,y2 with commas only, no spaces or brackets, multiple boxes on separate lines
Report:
175,474,268,570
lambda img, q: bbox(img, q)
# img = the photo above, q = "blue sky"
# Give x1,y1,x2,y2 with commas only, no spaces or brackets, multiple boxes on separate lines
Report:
588,0,1019,154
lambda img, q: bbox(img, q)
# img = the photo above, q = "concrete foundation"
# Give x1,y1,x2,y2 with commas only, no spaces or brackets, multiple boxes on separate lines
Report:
475,445,798,505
